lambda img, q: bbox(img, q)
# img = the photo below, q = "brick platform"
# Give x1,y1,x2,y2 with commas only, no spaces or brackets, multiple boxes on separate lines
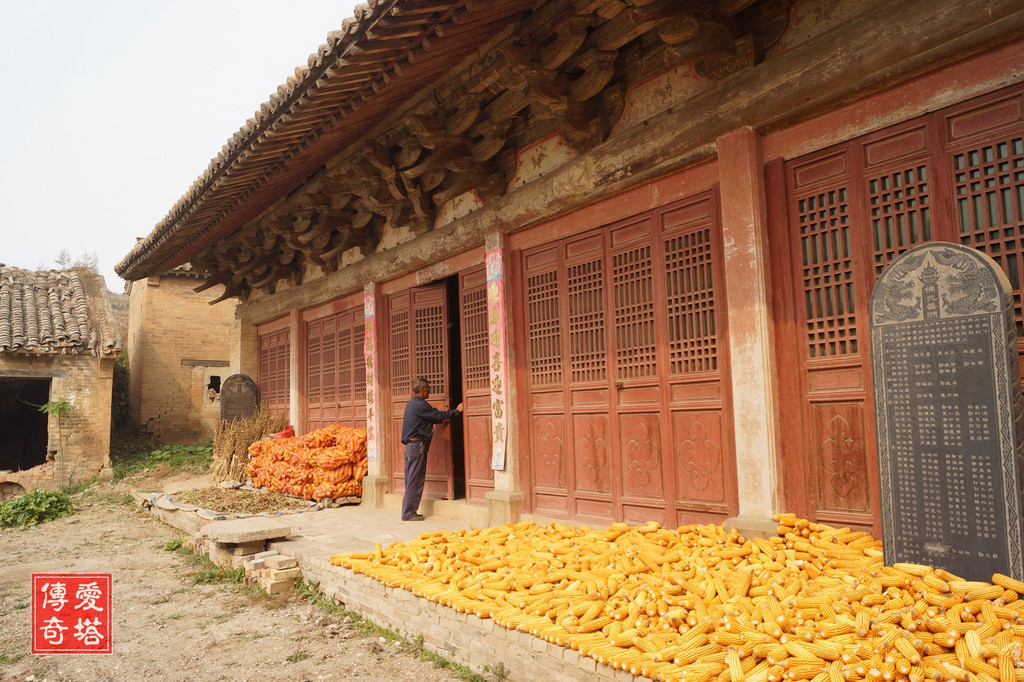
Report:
294,552,641,682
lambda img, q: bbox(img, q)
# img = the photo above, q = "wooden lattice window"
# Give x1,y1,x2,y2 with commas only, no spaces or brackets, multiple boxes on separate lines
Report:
390,308,410,394
798,186,857,358
664,225,717,373
258,327,290,415
353,321,366,401
415,303,446,393
306,322,322,406
955,135,1024,332
306,309,365,416
567,236,606,384
462,283,490,391
336,324,351,401
321,320,337,406
870,164,932,275
525,250,563,386
612,243,656,379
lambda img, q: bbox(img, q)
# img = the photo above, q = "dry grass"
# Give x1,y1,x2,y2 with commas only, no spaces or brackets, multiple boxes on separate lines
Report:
209,404,288,484
172,487,310,514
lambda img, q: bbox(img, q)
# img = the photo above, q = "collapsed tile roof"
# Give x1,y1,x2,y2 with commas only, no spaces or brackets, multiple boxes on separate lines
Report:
0,266,121,356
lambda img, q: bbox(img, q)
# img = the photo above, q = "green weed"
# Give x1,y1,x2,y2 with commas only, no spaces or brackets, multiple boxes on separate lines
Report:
0,490,75,528
112,443,213,480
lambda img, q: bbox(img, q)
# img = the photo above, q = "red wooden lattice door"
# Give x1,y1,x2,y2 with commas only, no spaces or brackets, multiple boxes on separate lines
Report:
774,83,1024,534
519,192,735,525
459,266,494,504
388,285,455,500
258,327,290,419
306,307,366,432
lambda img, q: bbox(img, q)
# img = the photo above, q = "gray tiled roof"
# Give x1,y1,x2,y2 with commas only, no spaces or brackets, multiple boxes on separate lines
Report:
0,266,120,355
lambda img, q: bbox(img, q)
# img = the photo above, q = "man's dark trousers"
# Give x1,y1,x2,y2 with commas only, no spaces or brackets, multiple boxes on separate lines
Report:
402,440,428,520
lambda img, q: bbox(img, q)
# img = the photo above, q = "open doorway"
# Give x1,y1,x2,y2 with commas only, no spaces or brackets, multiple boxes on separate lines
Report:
0,378,50,471
445,274,466,500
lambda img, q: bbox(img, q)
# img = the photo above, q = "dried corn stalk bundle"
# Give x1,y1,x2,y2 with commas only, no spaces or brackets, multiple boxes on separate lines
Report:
247,424,368,500
209,403,288,483
329,514,1024,682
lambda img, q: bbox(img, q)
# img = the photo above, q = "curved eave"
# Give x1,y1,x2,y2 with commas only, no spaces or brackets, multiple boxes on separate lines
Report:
116,0,532,281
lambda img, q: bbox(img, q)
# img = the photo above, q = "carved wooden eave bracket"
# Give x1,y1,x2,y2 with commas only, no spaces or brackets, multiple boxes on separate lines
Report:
128,0,791,301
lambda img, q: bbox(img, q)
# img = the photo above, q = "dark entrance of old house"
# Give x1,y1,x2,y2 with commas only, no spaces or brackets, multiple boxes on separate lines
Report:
388,277,465,501
0,377,50,472
771,84,1024,535
515,192,737,526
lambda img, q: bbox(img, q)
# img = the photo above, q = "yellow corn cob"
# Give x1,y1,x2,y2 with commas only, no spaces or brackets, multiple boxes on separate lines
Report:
992,573,1024,595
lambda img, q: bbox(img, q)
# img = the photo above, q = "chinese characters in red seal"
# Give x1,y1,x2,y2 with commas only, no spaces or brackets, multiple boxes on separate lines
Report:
31,573,112,654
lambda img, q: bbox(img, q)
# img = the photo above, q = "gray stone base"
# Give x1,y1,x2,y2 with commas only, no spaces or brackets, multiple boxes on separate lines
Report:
723,514,780,539
485,491,525,527
359,475,389,509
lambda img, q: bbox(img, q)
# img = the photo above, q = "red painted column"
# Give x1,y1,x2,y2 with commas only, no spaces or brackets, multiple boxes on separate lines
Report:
288,308,302,432
483,231,524,524
717,127,783,533
360,281,389,507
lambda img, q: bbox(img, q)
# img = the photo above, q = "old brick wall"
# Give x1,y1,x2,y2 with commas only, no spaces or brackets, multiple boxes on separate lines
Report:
127,273,235,444
0,353,114,492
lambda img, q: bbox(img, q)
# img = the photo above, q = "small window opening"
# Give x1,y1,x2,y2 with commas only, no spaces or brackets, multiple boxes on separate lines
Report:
207,375,222,402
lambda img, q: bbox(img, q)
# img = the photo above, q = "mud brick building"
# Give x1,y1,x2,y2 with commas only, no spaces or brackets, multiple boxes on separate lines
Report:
0,266,120,496
117,0,1024,535
126,265,235,443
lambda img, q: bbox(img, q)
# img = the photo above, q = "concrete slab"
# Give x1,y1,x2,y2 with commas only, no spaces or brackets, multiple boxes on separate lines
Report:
199,517,291,544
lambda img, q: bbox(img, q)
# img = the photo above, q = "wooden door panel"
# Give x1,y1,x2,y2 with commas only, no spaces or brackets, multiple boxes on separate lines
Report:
531,414,567,514
258,328,290,420
673,410,727,508
388,286,454,499
389,292,412,494
809,402,872,517
460,267,493,504
413,287,453,500
572,414,611,493
305,309,365,432
618,413,664,499
464,407,494,502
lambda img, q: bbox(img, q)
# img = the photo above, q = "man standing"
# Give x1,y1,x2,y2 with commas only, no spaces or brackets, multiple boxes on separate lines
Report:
400,377,463,521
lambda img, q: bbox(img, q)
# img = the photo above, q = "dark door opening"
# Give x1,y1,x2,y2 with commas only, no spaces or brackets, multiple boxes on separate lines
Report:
444,274,465,500
0,378,51,471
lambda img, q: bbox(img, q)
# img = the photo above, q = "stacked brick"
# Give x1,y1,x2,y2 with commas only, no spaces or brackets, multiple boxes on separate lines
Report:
247,424,368,500
243,551,302,595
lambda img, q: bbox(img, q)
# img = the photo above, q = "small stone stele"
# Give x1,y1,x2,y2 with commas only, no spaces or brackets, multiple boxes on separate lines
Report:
219,374,259,422
870,242,1024,581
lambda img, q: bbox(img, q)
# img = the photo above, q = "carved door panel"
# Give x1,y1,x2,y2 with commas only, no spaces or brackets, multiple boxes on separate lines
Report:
389,285,454,500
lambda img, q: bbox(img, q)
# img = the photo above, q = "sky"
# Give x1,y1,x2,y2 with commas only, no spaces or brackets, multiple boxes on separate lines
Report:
0,1,361,290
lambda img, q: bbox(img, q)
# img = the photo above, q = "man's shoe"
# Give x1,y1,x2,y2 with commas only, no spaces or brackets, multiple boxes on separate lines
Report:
403,513,426,521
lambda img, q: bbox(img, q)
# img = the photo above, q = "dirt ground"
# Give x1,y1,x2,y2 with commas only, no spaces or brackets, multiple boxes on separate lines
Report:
0,474,468,682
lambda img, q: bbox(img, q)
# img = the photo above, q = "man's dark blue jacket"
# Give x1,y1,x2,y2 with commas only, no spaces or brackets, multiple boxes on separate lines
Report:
400,395,460,445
